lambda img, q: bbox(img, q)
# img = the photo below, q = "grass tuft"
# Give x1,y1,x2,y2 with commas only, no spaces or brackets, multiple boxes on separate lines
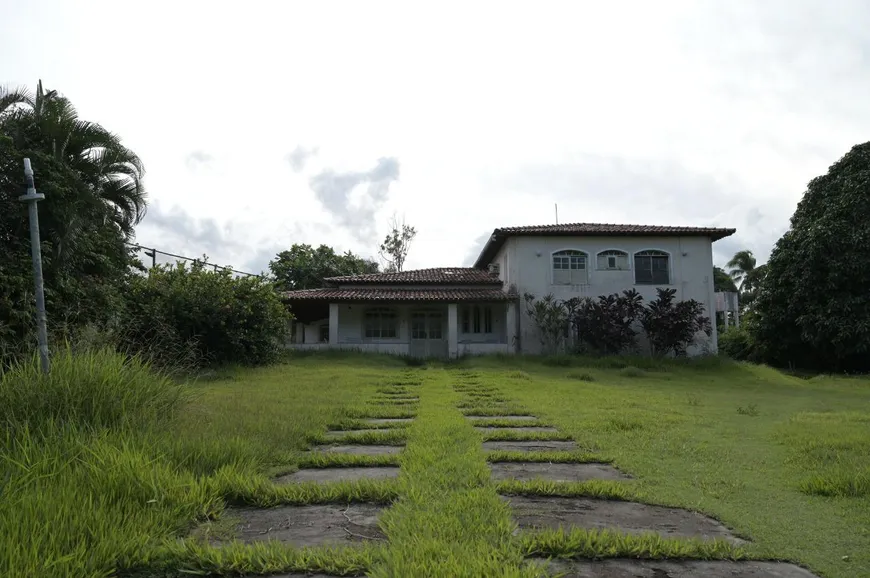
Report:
480,430,573,442
486,451,604,464
520,528,746,560
296,453,401,469
310,429,407,446
567,371,595,382
799,468,870,497
496,479,634,500
210,470,399,507
618,366,646,378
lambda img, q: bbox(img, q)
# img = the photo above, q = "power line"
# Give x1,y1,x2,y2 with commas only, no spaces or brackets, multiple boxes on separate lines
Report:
126,242,263,278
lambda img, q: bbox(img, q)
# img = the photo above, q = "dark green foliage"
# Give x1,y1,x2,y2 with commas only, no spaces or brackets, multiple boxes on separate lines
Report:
0,140,137,364
713,266,738,293
640,288,711,357
525,290,710,358
565,290,644,355
752,142,870,372
269,243,378,291
718,325,757,361
120,262,291,366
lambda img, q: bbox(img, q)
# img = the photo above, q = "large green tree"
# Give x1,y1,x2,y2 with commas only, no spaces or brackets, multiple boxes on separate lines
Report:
752,142,870,371
0,82,141,359
713,266,738,292
269,244,379,291
1,81,146,237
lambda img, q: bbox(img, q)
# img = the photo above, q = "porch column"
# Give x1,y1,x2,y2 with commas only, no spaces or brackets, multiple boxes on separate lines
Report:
506,301,518,353
447,303,458,358
328,303,339,344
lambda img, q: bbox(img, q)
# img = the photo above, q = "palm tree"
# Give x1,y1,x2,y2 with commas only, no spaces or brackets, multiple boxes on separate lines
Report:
0,80,146,236
727,250,757,292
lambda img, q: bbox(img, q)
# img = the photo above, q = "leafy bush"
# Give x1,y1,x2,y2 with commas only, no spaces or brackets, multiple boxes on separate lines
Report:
523,293,569,354
718,325,757,361
640,288,711,357
0,346,186,433
618,366,646,378
120,262,291,367
565,290,644,355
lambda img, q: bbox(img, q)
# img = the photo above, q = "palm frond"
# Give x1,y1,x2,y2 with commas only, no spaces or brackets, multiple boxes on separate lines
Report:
0,85,34,116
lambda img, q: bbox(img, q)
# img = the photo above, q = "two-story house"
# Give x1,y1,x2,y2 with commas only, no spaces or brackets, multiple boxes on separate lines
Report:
282,222,736,357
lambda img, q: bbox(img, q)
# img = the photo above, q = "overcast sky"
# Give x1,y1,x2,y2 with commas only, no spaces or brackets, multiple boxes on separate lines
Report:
3,1,869,274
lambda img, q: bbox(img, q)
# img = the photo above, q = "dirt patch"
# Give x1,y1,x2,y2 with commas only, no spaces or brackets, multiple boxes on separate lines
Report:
483,440,578,452
276,466,401,484
475,426,559,433
490,462,630,482
528,558,819,577
363,418,413,425
311,444,403,455
215,503,385,548
505,495,745,544
467,415,538,421
323,429,383,438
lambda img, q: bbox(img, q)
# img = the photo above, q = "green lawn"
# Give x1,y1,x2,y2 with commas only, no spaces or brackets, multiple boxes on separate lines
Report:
2,352,868,577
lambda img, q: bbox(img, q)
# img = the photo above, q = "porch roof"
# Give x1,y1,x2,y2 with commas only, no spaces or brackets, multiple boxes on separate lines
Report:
281,287,517,303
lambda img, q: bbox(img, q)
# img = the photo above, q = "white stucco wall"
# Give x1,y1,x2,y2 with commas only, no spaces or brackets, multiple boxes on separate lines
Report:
496,235,717,356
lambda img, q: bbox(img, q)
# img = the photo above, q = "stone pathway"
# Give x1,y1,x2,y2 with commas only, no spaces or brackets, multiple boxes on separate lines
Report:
530,558,820,577
213,503,385,548
454,380,818,578
194,376,820,578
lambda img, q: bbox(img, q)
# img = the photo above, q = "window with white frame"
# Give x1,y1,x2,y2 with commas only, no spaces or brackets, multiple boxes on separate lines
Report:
596,249,629,270
634,250,670,285
461,305,493,334
552,250,588,285
364,307,398,338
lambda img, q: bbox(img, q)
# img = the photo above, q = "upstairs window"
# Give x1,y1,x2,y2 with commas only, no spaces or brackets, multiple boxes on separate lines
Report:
634,250,670,285
596,249,629,270
364,307,398,338
552,250,588,285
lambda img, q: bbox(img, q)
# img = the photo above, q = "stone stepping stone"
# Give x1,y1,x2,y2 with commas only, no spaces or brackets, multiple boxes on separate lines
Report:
483,440,578,452
216,503,385,547
529,558,819,577
466,415,538,421
323,429,392,438
364,418,413,425
475,426,559,433
490,462,630,482
312,445,402,455
504,495,745,544
276,466,400,484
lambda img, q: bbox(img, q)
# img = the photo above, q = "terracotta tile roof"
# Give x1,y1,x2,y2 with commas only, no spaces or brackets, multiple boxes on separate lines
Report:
474,222,737,267
281,287,516,302
325,267,502,286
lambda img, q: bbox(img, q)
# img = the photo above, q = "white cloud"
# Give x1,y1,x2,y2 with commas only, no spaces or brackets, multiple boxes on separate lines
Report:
3,0,869,271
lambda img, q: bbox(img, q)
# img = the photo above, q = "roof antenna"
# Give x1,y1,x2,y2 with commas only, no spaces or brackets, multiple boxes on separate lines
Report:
555,203,559,225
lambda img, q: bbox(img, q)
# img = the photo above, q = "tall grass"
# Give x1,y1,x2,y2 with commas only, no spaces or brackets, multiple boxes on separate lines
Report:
0,346,187,433
0,347,201,577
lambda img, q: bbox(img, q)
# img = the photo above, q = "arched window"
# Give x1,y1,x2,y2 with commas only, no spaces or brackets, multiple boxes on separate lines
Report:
552,250,588,285
596,249,629,270
364,307,398,338
634,250,670,285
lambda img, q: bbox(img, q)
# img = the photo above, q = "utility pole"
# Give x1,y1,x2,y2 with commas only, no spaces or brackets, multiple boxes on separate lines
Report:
19,159,50,373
